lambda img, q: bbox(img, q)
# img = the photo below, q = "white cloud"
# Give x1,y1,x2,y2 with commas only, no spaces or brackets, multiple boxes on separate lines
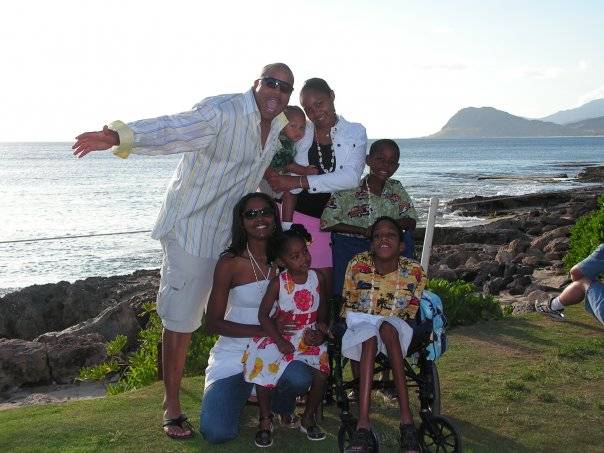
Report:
417,62,469,71
510,66,563,80
577,84,604,106
578,60,590,71
430,25,454,34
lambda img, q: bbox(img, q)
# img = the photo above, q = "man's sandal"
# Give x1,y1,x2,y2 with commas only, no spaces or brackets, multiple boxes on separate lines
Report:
255,414,274,448
162,414,194,439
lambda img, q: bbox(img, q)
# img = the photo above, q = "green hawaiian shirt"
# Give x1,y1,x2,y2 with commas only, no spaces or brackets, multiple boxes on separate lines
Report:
320,176,417,230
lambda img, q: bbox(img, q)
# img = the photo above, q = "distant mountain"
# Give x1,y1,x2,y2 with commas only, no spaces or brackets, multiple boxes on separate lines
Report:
428,107,604,139
428,107,589,138
565,115,604,134
540,99,604,124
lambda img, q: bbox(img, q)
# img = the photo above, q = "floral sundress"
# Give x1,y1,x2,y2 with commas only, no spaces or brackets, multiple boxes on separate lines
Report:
242,269,329,387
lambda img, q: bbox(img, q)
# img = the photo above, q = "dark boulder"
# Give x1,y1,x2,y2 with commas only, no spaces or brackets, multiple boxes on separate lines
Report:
0,339,51,391
507,275,533,295
0,270,159,340
577,165,604,182
38,333,107,384
36,300,141,348
483,277,513,295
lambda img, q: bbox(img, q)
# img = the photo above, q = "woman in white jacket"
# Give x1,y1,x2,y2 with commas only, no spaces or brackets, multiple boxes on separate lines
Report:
266,78,367,294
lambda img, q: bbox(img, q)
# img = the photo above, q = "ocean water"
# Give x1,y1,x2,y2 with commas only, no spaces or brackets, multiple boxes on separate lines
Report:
0,138,602,295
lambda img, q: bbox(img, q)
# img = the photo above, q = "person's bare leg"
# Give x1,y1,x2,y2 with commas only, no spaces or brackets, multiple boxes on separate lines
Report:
569,264,584,282
357,337,377,430
256,386,273,431
301,370,327,428
162,328,192,437
558,278,591,306
379,323,413,425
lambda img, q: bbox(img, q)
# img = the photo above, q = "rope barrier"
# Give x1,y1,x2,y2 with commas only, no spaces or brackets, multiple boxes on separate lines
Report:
0,229,152,245
1,189,587,244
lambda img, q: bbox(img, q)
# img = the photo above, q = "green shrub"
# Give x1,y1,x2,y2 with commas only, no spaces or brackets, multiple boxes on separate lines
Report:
564,196,604,271
426,279,504,327
186,327,218,376
107,304,163,394
80,302,217,395
78,335,128,382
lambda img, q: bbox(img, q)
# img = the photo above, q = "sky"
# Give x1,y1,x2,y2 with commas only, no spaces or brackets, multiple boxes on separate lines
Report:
1,0,603,141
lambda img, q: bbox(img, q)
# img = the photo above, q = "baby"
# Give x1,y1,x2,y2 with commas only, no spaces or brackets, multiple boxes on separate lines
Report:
263,106,319,225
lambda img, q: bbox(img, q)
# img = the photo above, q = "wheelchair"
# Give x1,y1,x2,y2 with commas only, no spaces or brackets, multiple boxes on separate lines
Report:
326,297,462,452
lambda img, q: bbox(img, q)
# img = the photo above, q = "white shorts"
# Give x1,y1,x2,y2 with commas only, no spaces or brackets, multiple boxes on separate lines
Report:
157,230,218,333
341,312,413,362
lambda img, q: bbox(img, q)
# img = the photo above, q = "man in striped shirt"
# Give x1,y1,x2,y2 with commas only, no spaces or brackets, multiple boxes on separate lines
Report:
72,63,294,439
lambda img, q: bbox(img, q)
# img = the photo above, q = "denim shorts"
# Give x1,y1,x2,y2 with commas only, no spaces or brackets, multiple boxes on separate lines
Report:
578,243,604,280
585,281,604,326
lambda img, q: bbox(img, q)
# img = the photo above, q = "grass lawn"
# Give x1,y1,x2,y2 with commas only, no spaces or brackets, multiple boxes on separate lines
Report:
1,306,602,452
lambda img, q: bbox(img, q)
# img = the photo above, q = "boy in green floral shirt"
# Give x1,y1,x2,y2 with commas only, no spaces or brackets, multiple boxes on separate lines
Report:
321,139,417,297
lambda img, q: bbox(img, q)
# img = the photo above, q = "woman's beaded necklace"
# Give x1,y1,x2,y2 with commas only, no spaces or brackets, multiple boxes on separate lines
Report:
315,128,335,173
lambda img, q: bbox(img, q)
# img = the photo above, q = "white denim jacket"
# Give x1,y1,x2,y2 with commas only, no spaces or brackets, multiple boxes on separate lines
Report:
294,115,367,194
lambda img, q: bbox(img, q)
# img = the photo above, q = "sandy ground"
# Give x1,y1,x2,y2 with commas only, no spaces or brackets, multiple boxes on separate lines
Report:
0,381,107,411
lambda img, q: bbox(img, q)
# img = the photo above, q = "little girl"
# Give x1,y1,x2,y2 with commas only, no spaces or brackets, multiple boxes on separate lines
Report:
242,225,330,447
341,216,427,453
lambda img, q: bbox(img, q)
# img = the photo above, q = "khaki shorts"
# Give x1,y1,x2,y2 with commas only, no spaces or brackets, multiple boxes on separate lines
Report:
157,231,218,333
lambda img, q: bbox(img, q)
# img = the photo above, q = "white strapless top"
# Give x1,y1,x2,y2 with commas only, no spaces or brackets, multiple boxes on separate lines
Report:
204,280,269,389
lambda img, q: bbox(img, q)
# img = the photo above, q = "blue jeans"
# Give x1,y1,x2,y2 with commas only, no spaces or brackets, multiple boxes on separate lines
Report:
199,360,314,444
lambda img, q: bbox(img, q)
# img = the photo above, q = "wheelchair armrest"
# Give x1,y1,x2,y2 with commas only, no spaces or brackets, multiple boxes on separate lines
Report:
407,318,433,356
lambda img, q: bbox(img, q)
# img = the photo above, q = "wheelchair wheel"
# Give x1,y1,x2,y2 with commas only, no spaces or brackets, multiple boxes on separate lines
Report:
419,415,462,453
426,361,441,416
338,425,379,453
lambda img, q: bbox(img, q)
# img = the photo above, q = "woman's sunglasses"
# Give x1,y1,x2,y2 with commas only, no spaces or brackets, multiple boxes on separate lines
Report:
260,76,294,94
243,207,275,219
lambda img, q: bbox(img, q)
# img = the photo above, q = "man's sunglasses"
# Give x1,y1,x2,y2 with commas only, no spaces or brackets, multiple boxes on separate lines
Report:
260,77,294,94
243,207,275,219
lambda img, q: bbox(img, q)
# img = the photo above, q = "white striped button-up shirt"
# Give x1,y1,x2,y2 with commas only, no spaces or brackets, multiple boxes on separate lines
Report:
108,89,287,258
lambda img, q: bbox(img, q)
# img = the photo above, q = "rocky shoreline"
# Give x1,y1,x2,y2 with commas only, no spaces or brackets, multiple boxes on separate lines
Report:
1,180,602,404
423,184,603,312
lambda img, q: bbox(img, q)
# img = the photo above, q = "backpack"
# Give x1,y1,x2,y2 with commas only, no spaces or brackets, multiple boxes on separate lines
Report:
419,291,448,360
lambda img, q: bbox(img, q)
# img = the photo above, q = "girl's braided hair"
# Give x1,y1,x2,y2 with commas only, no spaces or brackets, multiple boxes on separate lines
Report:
267,224,312,264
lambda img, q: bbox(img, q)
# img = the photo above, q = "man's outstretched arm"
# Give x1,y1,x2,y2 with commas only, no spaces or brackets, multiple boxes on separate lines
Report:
72,103,220,159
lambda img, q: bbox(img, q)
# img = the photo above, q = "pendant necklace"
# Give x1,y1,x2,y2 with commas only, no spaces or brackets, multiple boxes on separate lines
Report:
315,128,335,173
247,244,272,299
